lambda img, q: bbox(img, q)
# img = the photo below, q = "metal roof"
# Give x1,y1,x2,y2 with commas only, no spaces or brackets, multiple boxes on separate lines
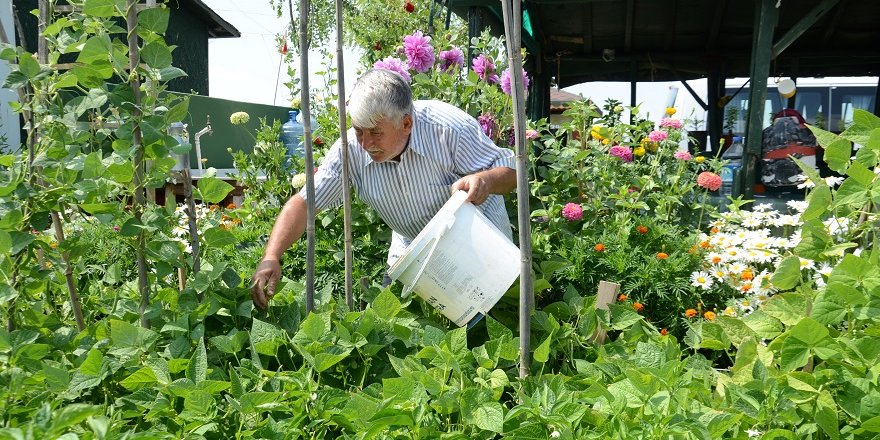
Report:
448,0,880,87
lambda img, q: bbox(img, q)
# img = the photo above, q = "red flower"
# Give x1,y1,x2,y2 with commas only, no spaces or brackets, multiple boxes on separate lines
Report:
279,39,288,55
617,294,627,302
594,243,605,252
313,136,324,146
633,302,644,313
404,0,414,12
636,225,648,234
373,42,382,51
660,328,668,336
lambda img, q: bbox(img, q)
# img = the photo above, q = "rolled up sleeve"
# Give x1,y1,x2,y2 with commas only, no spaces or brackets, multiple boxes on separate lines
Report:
452,116,516,175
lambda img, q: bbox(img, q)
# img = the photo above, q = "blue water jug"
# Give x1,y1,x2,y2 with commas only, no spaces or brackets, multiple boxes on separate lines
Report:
280,110,304,158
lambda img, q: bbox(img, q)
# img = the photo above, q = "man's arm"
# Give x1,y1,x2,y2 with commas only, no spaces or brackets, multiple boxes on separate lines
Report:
451,166,516,205
250,194,309,309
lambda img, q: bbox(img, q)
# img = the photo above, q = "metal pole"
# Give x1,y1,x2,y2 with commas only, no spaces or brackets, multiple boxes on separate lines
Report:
290,0,315,313
500,0,533,379
742,0,778,199
335,0,354,310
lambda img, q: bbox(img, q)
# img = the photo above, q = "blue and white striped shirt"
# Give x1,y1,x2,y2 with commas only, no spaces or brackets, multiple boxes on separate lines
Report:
301,100,516,264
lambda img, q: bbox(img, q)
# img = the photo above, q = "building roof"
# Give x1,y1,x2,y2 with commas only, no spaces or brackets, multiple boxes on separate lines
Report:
549,87,585,112
448,0,880,87
181,0,240,38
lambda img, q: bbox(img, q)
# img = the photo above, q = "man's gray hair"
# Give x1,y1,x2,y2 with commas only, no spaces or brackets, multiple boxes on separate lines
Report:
348,69,414,128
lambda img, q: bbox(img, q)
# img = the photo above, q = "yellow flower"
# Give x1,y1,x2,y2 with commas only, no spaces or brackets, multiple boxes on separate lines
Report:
590,125,605,140
602,138,610,145
645,141,658,153
695,156,706,163
665,107,676,116
633,146,646,157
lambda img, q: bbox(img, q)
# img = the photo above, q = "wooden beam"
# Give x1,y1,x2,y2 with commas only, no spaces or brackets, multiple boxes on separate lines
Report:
706,0,728,51
772,0,840,58
581,3,593,54
624,0,634,53
821,0,848,48
664,0,676,52
742,0,778,199
591,281,620,345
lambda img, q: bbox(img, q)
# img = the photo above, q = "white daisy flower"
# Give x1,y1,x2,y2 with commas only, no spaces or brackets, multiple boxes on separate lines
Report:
786,200,808,213
799,257,815,271
691,272,714,289
824,176,844,187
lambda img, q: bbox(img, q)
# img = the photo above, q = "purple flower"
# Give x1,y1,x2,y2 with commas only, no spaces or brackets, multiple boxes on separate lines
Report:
674,151,693,161
373,56,411,82
648,130,668,143
113,225,120,232
500,68,530,95
609,145,633,163
477,112,498,140
472,54,496,82
438,47,464,72
660,118,683,129
403,31,434,73
561,203,584,221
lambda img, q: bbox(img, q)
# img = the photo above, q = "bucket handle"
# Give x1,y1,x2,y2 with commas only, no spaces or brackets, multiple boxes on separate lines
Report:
401,212,456,298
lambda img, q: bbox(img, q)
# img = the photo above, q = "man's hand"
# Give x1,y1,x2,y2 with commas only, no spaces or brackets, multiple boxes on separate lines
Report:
451,174,490,205
251,259,281,310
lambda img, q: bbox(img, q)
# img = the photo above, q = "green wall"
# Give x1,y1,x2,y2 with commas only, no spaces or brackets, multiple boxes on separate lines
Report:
177,94,292,169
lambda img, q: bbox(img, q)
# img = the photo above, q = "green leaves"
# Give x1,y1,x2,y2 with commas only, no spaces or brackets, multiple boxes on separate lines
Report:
197,176,234,203
770,256,802,291
138,7,170,35
186,338,207,384
83,0,125,17
141,41,173,69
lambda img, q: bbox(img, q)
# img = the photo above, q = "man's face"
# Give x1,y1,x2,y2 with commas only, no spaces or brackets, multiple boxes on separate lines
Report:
354,115,413,162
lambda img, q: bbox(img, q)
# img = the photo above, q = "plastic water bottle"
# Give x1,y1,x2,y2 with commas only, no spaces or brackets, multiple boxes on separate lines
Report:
720,136,743,196
280,110,304,158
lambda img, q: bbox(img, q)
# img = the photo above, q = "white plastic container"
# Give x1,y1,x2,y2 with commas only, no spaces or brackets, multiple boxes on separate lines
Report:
388,191,521,327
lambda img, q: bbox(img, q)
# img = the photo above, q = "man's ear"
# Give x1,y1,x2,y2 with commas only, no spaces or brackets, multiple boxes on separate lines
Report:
402,114,413,131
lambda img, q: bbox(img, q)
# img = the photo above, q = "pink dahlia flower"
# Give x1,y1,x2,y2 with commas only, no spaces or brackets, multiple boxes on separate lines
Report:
609,145,633,163
438,47,464,72
674,151,693,161
648,130,668,143
500,68,530,95
477,113,498,140
697,171,722,191
561,203,583,221
403,31,435,73
525,129,539,140
660,118,683,129
472,54,496,82
373,57,411,82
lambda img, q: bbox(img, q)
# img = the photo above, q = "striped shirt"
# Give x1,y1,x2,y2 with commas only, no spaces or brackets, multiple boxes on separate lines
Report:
301,100,516,264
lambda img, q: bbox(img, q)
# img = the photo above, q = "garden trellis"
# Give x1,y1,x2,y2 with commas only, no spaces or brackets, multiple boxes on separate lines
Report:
290,0,536,375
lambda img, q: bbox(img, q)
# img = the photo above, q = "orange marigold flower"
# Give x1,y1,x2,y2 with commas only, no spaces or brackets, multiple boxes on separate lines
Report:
636,225,648,234
699,240,711,249
710,227,720,234
618,294,627,302
685,309,698,318
50,242,58,249
226,202,237,210
688,245,699,254
633,302,644,312
711,255,722,264
660,328,668,336
209,204,220,211
704,311,716,321
656,252,668,260
594,243,605,252
741,269,754,281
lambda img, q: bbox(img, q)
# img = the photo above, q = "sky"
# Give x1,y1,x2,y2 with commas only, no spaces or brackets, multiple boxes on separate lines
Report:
203,0,361,106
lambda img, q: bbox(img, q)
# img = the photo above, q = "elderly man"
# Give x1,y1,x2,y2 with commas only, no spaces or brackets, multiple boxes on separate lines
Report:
251,69,516,309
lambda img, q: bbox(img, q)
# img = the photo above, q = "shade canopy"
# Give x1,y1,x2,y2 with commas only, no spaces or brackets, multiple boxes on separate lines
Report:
448,0,880,87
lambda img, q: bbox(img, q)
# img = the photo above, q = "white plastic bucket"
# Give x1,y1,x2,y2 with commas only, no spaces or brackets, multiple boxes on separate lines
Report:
388,191,521,327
